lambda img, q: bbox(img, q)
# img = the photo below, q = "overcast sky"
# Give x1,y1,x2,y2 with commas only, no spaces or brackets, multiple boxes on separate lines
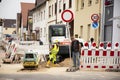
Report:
0,0,35,19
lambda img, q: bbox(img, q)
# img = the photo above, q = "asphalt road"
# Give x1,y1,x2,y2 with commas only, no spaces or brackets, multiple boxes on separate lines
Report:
0,71,120,80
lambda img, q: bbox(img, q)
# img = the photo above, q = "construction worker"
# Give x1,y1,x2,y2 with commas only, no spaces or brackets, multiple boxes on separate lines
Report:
46,41,59,67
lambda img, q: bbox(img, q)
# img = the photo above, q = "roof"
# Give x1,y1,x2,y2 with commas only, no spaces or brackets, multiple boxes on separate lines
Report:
4,19,16,28
35,0,46,7
31,0,46,11
21,2,35,28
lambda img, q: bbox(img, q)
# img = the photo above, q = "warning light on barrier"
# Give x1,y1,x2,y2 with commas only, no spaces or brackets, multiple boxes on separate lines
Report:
84,42,88,47
92,42,96,47
100,43,104,47
115,43,119,47
107,43,111,47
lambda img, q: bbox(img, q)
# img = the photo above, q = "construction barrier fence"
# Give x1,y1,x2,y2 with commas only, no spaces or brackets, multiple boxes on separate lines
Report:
80,42,120,70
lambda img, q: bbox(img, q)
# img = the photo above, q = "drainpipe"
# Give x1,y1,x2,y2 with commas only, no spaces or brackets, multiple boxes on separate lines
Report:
56,0,58,24
100,0,105,42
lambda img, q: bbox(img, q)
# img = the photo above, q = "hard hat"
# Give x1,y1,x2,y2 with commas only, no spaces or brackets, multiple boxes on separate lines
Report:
55,40,58,43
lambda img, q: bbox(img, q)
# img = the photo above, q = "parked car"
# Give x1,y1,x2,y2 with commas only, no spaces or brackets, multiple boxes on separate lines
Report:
23,51,40,68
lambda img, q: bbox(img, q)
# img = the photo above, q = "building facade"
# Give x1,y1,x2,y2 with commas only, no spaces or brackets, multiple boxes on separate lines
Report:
20,2,35,40
32,0,101,45
74,0,101,44
32,0,75,43
32,0,47,42
101,0,120,47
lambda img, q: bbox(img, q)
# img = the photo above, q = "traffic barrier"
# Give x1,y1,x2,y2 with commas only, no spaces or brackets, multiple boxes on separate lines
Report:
17,41,50,62
9,43,17,61
80,48,120,70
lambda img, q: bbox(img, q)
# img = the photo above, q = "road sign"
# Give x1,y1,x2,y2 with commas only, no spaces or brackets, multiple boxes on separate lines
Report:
61,10,74,22
91,14,99,22
91,22,99,29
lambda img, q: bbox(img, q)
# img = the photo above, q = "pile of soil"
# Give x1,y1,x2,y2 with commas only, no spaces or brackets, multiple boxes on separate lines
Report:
39,58,71,68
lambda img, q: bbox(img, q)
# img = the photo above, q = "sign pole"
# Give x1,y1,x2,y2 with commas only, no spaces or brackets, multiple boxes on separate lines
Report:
66,22,72,66
61,9,74,66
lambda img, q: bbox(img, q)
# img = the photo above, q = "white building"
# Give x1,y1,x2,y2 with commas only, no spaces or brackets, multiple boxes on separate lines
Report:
32,0,74,43
32,0,47,43
101,0,120,48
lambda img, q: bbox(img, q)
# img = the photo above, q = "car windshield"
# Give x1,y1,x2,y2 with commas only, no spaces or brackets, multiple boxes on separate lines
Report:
25,54,34,58
51,27,65,36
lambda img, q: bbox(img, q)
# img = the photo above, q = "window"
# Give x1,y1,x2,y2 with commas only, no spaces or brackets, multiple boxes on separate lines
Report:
59,0,62,13
76,0,79,11
87,24,91,41
80,26,83,38
44,10,45,19
36,12,39,22
95,0,99,4
81,0,84,9
39,11,41,21
40,28,42,37
44,27,46,37
63,3,66,10
88,0,92,6
52,4,53,16
41,12,43,20
49,6,51,17
33,14,35,23
55,2,57,15
69,0,72,8
25,54,34,58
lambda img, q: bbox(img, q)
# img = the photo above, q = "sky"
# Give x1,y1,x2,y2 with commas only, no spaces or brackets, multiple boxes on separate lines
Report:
0,0,35,19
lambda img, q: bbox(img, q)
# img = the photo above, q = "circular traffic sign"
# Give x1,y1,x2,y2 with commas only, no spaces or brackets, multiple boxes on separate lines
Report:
91,22,99,29
91,14,99,22
61,10,74,22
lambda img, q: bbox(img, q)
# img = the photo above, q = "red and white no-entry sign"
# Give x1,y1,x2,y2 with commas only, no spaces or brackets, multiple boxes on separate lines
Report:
91,14,99,22
61,10,74,22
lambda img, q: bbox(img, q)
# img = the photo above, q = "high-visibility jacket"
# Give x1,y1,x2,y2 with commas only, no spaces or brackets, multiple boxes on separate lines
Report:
49,44,59,63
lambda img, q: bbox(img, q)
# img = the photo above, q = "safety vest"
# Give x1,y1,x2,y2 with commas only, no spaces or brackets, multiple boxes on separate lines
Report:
51,44,59,54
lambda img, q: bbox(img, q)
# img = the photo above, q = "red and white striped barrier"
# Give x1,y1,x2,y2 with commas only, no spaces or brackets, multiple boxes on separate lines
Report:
10,43,17,61
80,48,120,69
